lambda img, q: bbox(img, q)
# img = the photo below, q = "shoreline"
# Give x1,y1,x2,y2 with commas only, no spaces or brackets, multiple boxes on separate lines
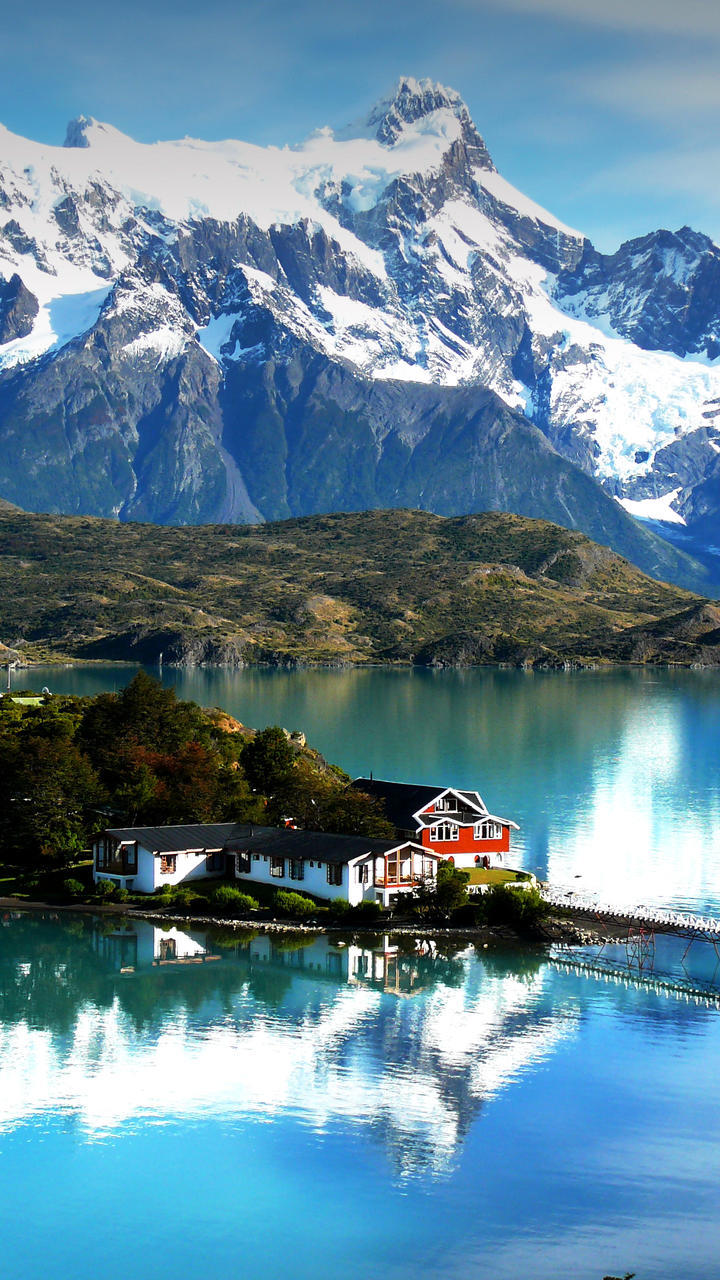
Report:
0,895,618,947
6,655,720,673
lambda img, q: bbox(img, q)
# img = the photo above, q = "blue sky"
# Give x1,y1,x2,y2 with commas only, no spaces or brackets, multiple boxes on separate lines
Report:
1,0,719,251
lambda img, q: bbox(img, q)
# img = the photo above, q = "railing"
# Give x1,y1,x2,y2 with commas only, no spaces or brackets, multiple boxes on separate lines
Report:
541,884,720,939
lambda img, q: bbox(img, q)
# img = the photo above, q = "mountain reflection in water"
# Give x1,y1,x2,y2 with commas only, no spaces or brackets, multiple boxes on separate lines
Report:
0,914,575,1176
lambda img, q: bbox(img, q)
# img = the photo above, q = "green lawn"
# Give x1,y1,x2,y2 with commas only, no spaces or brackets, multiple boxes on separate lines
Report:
465,867,532,887
0,859,94,899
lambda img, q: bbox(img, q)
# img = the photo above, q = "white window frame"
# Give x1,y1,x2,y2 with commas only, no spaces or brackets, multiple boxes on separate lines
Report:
430,822,459,842
475,820,502,840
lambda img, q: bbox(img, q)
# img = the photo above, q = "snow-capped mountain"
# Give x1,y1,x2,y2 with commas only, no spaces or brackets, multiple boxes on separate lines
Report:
0,77,718,587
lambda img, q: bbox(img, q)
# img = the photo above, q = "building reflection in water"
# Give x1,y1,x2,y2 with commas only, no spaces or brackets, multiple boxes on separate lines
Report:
0,915,579,1176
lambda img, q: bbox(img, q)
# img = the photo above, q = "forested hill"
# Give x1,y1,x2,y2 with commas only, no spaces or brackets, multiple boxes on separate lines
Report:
1,507,720,667
0,672,392,868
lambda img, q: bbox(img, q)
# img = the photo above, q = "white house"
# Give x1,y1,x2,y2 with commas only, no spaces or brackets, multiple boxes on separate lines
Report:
92,822,442,906
92,822,245,893
229,827,442,907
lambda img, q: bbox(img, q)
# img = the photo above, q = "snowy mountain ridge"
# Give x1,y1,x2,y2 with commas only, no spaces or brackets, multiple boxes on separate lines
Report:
1,77,719,578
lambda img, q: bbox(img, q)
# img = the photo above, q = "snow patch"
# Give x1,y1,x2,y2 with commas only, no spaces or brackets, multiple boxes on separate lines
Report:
122,327,188,362
478,170,581,239
0,281,111,369
619,490,686,526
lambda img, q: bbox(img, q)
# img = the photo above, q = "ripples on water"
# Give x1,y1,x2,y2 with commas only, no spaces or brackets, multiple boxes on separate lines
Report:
1,915,720,1280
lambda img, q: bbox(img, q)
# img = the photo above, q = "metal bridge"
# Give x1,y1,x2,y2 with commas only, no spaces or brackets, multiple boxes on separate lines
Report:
542,884,720,944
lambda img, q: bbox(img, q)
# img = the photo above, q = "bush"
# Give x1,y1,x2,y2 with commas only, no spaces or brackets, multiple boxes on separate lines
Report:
350,900,383,921
273,889,316,918
62,878,85,900
94,878,118,899
212,884,259,914
326,897,351,918
477,885,549,933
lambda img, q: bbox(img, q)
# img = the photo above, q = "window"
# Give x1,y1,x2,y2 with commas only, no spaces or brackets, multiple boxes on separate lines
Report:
253,853,260,861
357,863,369,884
160,855,176,875
206,850,224,872
326,863,343,886
236,852,251,875
435,795,450,812
289,859,305,882
429,822,458,842
475,820,502,840
270,856,285,878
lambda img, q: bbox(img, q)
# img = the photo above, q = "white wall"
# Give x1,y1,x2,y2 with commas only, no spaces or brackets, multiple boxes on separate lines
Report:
450,851,507,871
95,844,225,894
234,853,358,903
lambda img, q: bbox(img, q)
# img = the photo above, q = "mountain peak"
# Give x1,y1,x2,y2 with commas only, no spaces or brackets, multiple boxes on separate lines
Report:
367,78,465,142
362,76,494,168
63,116,132,149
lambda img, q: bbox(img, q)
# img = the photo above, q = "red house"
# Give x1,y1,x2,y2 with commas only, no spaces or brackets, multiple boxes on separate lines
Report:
349,779,519,871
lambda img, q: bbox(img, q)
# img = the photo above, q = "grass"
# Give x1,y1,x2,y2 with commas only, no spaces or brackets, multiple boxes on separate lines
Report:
0,859,94,899
465,867,530,886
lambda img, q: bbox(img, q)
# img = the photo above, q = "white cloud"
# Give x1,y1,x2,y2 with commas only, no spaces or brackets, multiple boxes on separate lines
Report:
573,60,720,122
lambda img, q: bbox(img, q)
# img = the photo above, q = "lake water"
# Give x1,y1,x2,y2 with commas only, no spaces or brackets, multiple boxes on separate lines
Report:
1,914,719,1280
17,663,720,915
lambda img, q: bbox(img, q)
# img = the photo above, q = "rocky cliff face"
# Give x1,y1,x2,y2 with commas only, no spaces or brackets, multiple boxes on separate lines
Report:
0,77,719,589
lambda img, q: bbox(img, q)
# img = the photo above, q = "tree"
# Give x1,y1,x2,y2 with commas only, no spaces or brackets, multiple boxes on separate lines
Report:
412,862,470,919
316,789,394,838
241,726,295,795
0,733,104,865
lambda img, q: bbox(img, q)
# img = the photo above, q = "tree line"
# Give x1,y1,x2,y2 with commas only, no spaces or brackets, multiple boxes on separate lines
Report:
0,671,392,868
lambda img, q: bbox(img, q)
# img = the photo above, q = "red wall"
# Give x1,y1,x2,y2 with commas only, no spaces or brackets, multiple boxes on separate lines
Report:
420,825,510,857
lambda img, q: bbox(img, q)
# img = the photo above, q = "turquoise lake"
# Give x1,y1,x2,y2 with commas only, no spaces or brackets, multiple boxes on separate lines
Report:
3,666,720,1277
16,662,720,914
1,914,719,1280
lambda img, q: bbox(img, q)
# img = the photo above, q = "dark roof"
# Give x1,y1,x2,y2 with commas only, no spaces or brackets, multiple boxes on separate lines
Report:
229,826,421,865
101,822,424,864
349,778,446,830
103,823,249,854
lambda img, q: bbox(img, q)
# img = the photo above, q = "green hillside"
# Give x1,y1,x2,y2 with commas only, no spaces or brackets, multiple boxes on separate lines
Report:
1,507,719,668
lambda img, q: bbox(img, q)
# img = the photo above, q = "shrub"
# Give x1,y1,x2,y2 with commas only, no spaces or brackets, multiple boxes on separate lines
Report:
212,884,259,914
350,900,383,920
94,878,118,899
62,878,85,900
273,889,316,918
477,885,549,934
114,886,129,903
326,897,351,918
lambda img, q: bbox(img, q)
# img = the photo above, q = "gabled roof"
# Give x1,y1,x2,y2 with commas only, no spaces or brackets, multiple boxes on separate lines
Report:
412,786,487,821
415,810,520,831
100,821,436,863
103,822,249,854
349,778,446,830
350,779,519,833
228,826,431,865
